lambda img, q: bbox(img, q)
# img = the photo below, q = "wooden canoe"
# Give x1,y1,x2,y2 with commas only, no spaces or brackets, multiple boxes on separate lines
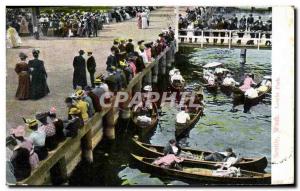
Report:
220,84,240,97
132,103,159,138
131,154,271,185
175,107,204,140
131,138,268,172
169,78,185,92
244,86,271,112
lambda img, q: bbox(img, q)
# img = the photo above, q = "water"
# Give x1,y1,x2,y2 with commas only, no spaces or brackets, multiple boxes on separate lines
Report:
69,47,271,186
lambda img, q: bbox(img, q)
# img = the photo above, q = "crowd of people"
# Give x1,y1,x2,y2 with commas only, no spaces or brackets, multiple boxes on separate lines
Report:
6,6,156,41
7,27,175,183
178,7,272,46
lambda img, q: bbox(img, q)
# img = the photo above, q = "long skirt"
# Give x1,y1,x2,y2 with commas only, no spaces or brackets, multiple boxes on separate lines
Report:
16,72,30,100
142,17,148,29
137,18,142,29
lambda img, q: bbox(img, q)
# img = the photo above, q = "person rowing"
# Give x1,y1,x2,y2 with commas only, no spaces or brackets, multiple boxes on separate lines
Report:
239,73,257,92
133,95,153,126
171,70,185,84
176,106,190,126
222,73,239,86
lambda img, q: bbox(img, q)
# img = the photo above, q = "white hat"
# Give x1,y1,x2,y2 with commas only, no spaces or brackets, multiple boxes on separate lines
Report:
143,85,152,91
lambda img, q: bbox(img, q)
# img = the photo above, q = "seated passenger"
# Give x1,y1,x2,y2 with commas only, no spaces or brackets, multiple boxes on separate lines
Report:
223,73,239,86
204,148,237,162
176,107,190,125
256,75,272,93
245,86,259,98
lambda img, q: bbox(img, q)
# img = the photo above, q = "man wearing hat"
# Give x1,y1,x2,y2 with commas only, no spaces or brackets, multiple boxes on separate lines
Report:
87,50,96,88
76,89,95,118
125,39,135,54
28,49,50,100
106,47,118,72
73,50,87,89
222,73,239,86
92,78,109,102
204,147,237,162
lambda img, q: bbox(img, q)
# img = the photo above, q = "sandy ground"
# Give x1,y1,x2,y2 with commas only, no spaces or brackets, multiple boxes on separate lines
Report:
6,7,176,134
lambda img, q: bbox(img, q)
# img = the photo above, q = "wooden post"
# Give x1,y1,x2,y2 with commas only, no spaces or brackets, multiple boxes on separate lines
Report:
166,49,172,68
257,32,261,50
229,30,232,49
104,107,117,140
240,48,247,65
50,157,68,185
81,129,93,163
175,6,179,52
133,79,142,94
159,54,167,75
143,70,152,87
152,62,159,84
201,30,204,48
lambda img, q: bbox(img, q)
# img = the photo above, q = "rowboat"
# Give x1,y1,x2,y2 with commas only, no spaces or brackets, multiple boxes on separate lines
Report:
132,103,159,138
243,86,271,112
170,78,185,92
220,84,241,97
131,138,268,172
175,106,204,140
131,154,271,185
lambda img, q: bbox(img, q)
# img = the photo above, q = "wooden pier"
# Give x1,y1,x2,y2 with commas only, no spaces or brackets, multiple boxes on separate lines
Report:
178,29,272,50
16,42,176,186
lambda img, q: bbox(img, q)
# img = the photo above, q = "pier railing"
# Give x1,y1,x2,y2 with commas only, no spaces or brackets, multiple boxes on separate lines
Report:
15,41,176,186
178,29,272,50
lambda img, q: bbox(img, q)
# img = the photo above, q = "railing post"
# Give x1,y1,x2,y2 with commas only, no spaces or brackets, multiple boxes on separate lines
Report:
81,129,93,163
257,32,261,50
201,30,204,48
50,157,68,185
229,30,232,49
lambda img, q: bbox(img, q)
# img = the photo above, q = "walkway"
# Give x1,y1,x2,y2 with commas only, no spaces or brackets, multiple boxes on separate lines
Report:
6,7,175,133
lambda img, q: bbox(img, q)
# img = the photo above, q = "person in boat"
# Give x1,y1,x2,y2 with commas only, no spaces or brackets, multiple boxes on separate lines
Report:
134,96,153,126
153,154,184,170
163,139,182,156
204,147,237,162
239,73,256,92
169,68,179,77
171,70,185,85
207,73,216,85
256,75,272,93
222,73,239,86
176,106,190,125
245,84,259,99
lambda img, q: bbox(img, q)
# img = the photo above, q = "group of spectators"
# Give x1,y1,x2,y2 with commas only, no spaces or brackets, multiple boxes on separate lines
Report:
6,27,175,184
6,7,157,39
179,7,272,46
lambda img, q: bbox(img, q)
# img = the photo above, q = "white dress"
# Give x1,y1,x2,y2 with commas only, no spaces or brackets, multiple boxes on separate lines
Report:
141,12,148,29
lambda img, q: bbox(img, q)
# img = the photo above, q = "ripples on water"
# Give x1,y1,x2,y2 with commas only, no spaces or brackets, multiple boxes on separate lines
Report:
70,47,271,186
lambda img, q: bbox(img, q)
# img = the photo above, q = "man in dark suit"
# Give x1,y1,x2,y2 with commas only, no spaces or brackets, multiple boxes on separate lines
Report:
72,50,87,89
163,139,181,156
87,51,96,88
106,47,117,72
125,39,135,54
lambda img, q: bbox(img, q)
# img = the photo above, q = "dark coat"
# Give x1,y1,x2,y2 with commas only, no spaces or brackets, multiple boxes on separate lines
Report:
125,42,135,53
106,55,117,72
163,143,182,156
87,56,96,73
28,58,50,100
73,55,87,89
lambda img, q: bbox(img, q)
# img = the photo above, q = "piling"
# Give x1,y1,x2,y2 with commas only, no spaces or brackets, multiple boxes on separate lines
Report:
143,70,152,86
159,54,167,75
166,48,172,68
104,107,118,140
152,63,159,83
81,129,93,163
240,48,247,64
50,157,68,185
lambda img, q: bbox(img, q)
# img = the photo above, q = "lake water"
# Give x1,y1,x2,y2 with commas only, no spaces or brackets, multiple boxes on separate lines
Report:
69,47,272,186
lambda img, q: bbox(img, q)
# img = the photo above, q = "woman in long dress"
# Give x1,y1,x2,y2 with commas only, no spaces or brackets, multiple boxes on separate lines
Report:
141,12,148,29
137,12,142,29
15,52,30,100
19,16,29,36
7,25,21,48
